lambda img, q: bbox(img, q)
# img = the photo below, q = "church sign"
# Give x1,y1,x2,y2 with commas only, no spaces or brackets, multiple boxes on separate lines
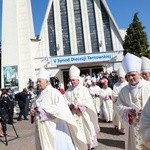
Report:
51,53,113,65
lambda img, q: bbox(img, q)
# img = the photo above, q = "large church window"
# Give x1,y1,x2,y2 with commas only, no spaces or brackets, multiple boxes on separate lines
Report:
87,0,99,53
100,1,113,51
47,4,57,56
73,0,85,53
60,0,71,54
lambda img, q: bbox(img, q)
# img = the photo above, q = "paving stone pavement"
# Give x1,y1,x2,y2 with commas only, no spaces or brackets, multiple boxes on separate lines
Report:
0,116,125,150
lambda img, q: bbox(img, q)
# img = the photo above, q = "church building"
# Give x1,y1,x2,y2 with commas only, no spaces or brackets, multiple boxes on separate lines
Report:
1,0,125,91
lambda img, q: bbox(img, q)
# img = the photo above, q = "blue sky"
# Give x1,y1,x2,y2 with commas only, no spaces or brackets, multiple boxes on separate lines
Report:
0,0,150,43
106,0,150,42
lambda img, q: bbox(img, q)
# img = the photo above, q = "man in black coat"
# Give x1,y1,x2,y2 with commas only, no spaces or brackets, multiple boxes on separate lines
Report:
15,88,28,121
0,97,8,136
1,90,15,124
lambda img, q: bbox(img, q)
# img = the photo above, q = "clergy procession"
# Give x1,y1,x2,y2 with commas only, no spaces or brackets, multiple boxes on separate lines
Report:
1,52,150,150
29,52,150,150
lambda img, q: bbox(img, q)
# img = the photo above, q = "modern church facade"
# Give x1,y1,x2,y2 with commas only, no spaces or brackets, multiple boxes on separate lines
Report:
1,0,125,91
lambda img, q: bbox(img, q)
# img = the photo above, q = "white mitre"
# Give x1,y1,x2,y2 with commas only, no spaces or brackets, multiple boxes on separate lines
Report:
86,79,92,85
85,75,91,80
69,65,80,79
91,77,96,83
122,53,142,74
141,56,150,72
38,67,51,80
117,66,126,77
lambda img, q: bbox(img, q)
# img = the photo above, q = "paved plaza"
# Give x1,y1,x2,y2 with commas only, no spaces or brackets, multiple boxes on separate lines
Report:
0,117,125,150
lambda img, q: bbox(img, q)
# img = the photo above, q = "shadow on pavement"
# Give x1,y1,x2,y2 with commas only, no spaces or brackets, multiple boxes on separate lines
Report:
100,126,120,135
98,138,125,149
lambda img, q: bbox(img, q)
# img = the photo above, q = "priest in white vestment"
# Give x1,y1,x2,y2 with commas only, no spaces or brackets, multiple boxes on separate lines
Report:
65,65,100,150
112,66,128,134
31,67,87,150
100,78,113,122
139,97,150,149
87,78,104,115
115,53,150,150
141,56,150,82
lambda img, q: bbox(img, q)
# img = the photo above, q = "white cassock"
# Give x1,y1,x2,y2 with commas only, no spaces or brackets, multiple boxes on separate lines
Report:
65,84,100,149
112,81,128,129
88,85,103,113
33,85,87,150
139,97,150,149
116,79,150,150
100,87,113,122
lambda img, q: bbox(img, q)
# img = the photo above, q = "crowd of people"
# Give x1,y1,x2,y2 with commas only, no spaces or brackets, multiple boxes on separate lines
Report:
0,52,150,150
0,86,35,137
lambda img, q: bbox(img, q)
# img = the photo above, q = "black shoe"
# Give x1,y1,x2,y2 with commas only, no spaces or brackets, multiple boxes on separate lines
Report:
24,118,29,120
17,118,22,121
118,131,125,135
88,148,95,150
7,121,13,124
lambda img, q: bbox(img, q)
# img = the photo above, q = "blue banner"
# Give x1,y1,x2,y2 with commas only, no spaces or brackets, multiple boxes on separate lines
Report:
51,53,113,65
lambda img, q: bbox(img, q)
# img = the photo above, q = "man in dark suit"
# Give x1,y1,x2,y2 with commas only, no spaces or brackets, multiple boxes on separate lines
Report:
0,93,8,136
15,88,28,121
1,90,15,124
